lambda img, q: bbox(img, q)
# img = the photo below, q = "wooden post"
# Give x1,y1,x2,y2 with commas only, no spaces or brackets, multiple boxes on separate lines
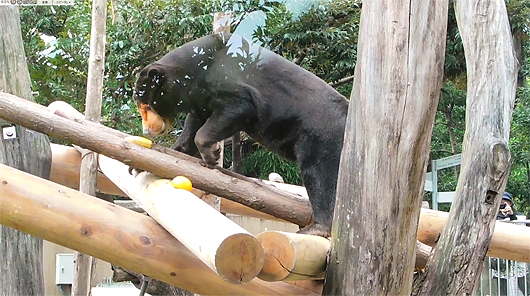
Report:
201,12,234,210
98,155,265,284
0,6,51,296
232,133,243,174
72,0,107,294
323,1,448,295
413,0,518,294
212,12,242,175
0,164,318,296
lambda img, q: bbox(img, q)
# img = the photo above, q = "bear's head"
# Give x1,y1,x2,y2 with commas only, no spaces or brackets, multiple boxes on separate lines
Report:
134,64,178,137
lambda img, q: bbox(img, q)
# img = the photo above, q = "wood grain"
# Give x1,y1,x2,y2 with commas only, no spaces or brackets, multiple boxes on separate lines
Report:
0,163,317,296
323,1,449,295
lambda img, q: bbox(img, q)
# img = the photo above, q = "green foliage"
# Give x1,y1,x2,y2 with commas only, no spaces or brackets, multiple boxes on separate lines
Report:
429,0,530,213
253,0,360,94
508,80,530,214
241,146,302,185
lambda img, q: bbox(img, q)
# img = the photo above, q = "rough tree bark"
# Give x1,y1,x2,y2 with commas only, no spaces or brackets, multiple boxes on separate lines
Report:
323,1,448,295
0,6,51,296
72,0,107,294
412,0,518,294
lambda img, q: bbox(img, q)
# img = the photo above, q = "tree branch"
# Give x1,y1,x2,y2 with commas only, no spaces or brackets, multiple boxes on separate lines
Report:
328,75,354,87
292,48,308,65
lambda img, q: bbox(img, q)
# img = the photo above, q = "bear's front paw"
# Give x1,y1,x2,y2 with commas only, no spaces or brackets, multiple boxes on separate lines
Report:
199,159,217,168
198,142,221,167
128,166,144,175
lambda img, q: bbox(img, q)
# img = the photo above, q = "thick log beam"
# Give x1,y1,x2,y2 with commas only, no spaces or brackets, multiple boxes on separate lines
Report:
49,146,530,263
50,143,124,196
417,205,529,263
0,163,317,296
255,221,530,283
98,155,264,284
0,93,312,226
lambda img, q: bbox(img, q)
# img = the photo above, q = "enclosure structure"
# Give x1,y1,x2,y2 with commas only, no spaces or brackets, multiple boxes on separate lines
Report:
1,93,529,295
0,0,526,295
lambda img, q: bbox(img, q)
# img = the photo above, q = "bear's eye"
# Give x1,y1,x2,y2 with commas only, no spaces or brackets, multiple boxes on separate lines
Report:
153,101,157,105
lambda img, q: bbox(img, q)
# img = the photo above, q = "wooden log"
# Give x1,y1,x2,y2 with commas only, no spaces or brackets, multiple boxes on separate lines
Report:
49,143,284,221
0,93,313,227
48,144,530,263
254,229,452,282
415,241,431,271
220,199,287,222
418,208,530,263
0,163,318,296
98,156,264,284
50,143,125,196
47,102,299,224
257,231,329,281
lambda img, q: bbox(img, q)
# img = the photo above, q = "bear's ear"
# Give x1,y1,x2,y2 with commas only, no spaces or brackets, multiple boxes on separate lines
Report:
147,67,166,86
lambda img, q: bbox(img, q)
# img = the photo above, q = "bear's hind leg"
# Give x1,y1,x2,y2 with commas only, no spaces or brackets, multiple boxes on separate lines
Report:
297,157,340,238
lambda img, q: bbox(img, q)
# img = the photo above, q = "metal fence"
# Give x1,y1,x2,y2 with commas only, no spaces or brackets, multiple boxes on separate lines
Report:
477,257,530,296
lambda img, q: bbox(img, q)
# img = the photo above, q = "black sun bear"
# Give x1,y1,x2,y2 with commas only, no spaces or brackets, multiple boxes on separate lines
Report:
134,33,348,237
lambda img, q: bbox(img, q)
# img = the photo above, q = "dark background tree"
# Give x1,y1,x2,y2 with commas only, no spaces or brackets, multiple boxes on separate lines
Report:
0,6,52,296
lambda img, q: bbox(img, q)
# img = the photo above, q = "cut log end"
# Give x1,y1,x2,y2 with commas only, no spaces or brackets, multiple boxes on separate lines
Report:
215,233,265,284
257,231,296,281
257,231,329,282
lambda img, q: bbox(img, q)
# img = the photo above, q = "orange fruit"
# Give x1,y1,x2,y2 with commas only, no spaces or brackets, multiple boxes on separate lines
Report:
171,176,193,191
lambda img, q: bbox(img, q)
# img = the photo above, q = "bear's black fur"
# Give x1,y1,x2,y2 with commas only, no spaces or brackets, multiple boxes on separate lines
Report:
134,33,349,237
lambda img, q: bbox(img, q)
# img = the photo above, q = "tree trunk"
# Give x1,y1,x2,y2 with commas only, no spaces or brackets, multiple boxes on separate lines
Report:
232,132,243,174
323,1,448,295
0,6,51,296
526,161,530,208
412,0,518,294
72,0,107,294
443,105,459,155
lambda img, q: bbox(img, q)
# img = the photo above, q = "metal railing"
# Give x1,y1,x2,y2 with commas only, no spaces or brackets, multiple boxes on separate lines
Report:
477,257,529,296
